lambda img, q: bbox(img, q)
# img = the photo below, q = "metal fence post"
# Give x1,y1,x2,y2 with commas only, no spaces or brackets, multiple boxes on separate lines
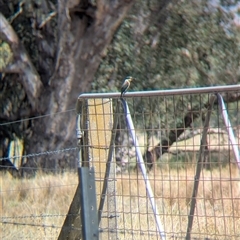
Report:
79,167,99,239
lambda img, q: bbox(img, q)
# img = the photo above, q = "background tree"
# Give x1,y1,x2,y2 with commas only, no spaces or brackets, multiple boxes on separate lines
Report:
0,0,136,174
0,0,239,174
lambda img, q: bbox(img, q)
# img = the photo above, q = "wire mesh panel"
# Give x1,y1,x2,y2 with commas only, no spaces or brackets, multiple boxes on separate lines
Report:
79,86,240,239
1,86,240,240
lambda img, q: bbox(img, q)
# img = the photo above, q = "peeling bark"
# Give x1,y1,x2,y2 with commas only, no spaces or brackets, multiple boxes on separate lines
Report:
0,13,43,110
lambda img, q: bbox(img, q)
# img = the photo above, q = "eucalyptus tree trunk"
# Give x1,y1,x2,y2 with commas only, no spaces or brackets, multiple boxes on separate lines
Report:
0,0,182,174
0,0,134,173
27,0,134,171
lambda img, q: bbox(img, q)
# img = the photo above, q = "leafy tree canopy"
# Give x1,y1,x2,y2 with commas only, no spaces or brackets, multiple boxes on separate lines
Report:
93,0,240,92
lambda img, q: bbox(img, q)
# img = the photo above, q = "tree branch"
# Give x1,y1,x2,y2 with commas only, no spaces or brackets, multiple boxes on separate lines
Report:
143,91,240,169
0,13,43,110
143,105,201,168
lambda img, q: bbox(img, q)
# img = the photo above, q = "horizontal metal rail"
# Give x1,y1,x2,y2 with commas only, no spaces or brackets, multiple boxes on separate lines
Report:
78,84,240,99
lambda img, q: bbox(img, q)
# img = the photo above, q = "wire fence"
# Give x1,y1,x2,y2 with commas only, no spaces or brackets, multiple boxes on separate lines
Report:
1,85,240,239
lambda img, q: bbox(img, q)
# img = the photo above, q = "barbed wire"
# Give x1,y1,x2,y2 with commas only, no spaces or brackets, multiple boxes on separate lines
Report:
2,213,78,220
0,146,78,161
0,164,77,172
0,108,75,127
1,220,80,231
1,220,161,237
1,213,119,221
1,220,228,239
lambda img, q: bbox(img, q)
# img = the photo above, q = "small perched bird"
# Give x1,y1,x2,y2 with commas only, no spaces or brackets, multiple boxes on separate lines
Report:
120,76,133,98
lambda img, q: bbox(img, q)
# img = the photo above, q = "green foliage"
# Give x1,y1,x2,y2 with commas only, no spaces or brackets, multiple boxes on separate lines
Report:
93,0,240,92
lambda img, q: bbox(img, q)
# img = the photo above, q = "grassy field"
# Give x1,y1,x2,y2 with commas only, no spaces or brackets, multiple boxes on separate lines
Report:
1,164,240,239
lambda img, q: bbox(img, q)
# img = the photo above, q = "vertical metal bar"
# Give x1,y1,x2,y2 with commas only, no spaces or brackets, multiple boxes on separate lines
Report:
186,95,216,240
121,98,166,240
76,114,82,168
76,100,98,239
216,93,240,171
79,167,99,240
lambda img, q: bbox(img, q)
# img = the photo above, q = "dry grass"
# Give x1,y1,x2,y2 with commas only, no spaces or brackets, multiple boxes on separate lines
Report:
0,171,78,240
1,165,240,240
116,165,240,239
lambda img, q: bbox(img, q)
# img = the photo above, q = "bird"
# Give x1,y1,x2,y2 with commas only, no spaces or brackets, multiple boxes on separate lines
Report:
120,76,133,98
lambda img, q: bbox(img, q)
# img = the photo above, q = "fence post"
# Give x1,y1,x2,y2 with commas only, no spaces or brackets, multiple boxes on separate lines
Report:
84,98,118,239
58,104,84,240
79,167,98,239
57,185,82,240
